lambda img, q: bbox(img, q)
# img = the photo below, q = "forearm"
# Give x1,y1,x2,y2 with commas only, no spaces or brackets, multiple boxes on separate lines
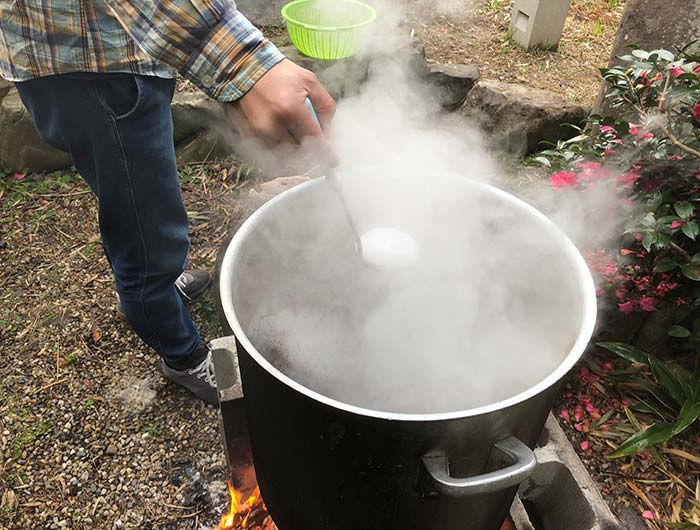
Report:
108,0,285,100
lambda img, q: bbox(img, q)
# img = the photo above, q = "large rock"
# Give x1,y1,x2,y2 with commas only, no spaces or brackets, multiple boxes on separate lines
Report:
594,0,700,115
171,91,223,144
0,88,72,172
235,0,286,25
461,80,587,158
427,63,480,111
175,129,233,166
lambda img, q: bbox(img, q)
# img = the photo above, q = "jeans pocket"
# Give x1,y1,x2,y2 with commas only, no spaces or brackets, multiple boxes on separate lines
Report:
93,74,142,121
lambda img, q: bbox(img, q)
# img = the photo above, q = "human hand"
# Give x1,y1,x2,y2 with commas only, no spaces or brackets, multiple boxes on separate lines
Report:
225,59,338,167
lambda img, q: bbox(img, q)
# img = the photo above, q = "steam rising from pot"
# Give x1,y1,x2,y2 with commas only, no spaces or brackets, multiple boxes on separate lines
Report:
227,1,604,414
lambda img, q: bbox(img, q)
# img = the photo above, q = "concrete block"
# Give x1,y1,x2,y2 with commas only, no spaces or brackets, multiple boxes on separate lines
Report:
210,335,243,402
510,0,572,50
512,414,622,530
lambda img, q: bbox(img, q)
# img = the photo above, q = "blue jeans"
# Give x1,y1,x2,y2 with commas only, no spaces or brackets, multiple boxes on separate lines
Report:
16,73,205,367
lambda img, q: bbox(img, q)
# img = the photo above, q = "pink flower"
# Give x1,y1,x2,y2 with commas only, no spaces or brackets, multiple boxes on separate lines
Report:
639,297,657,311
671,65,685,77
630,127,641,135
600,125,616,134
576,161,602,170
619,171,641,186
696,66,700,73
653,72,663,82
13,172,26,180
560,409,570,422
620,248,635,255
642,511,655,520
550,171,578,188
580,441,590,451
619,301,635,314
642,131,654,140
693,103,700,123
604,148,618,155
671,220,684,229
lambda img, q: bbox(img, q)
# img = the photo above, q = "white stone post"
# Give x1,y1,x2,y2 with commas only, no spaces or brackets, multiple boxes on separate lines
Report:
510,0,572,50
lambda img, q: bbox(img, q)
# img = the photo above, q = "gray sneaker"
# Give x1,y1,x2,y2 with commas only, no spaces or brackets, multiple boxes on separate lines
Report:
161,349,218,406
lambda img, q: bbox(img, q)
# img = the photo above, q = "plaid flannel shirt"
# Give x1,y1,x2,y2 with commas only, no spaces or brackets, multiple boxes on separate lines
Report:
0,0,285,101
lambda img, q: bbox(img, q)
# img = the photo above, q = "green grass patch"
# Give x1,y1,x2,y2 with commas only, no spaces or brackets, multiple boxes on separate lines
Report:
11,419,53,459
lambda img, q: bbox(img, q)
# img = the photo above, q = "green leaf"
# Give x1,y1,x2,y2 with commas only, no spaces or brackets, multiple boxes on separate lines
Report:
647,192,663,212
654,258,678,272
682,221,699,240
597,342,650,364
655,232,671,249
608,422,676,458
629,378,679,414
532,156,551,167
632,49,650,60
642,212,657,226
672,399,700,435
674,201,693,219
563,134,589,145
642,231,654,251
668,325,692,338
648,355,687,407
651,49,675,61
691,252,700,265
680,264,700,281
657,215,682,225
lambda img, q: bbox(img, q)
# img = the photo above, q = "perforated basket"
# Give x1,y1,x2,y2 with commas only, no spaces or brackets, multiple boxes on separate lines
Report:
281,0,376,60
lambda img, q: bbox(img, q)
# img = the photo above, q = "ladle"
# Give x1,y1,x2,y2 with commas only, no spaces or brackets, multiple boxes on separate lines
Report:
304,98,364,256
305,98,418,269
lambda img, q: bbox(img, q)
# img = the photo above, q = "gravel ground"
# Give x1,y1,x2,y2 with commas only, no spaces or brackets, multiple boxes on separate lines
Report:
1,164,251,530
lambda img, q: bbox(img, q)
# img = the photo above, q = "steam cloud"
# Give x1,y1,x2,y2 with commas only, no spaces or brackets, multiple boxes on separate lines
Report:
228,0,601,414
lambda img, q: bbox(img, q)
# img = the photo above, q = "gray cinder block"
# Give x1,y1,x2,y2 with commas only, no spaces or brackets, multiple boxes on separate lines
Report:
510,0,572,50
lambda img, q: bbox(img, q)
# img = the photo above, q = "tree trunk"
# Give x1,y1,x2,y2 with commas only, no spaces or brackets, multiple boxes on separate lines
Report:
593,0,700,115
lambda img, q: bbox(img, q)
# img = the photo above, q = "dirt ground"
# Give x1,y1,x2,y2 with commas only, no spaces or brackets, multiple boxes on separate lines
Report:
0,166,241,529
408,0,626,106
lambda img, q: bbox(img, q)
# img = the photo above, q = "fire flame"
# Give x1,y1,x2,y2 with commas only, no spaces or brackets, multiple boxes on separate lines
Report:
218,482,264,530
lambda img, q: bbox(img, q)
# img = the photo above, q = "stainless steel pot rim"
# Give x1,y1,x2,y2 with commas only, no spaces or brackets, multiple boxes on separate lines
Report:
220,173,598,422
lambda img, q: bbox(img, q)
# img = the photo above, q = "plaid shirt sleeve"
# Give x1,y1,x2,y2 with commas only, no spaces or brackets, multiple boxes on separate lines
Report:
107,0,285,101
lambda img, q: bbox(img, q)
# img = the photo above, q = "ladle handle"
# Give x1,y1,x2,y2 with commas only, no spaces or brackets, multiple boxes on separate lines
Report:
305,97,320,124
421,436,536,497
305,97,339,183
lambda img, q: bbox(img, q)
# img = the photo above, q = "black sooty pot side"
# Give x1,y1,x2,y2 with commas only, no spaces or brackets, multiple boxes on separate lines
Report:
238,339,560,530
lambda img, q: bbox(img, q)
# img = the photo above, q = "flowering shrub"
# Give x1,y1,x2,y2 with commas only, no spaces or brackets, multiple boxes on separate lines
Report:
536,45,700,341
536,45,700,454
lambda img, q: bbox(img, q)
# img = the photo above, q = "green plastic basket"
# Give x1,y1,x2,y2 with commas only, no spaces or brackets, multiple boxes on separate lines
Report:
281,0,376,60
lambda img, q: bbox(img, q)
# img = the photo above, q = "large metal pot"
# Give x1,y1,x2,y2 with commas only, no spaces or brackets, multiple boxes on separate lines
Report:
220,171,596,530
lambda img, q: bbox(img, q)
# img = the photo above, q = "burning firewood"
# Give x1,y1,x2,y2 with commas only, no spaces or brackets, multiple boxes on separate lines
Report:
216,482,277,530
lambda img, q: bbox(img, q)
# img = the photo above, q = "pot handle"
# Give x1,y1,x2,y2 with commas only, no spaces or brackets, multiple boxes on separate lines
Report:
421,436,536,497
